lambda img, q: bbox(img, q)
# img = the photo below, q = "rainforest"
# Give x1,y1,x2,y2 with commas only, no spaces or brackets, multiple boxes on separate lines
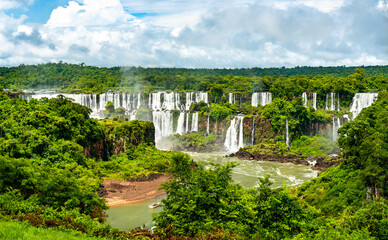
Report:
0,63,387,240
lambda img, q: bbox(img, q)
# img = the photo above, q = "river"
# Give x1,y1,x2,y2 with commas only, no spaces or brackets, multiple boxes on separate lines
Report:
106,152,318,231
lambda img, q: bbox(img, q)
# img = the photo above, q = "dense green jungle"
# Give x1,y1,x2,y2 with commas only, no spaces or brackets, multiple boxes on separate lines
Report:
0,63,387,240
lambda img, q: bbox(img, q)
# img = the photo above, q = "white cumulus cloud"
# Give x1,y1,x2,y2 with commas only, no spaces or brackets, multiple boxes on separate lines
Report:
0,0,387,67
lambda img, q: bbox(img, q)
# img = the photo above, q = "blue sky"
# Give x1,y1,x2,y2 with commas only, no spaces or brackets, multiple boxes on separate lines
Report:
0,0,387,67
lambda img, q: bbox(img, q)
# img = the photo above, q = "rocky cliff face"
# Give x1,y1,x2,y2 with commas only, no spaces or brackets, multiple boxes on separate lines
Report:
85,119,155,160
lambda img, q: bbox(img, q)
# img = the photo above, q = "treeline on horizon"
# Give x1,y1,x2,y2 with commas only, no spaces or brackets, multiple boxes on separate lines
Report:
0,62,388,92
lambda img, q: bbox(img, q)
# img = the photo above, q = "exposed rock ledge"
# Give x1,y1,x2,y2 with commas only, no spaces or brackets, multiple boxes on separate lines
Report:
228,145,341,172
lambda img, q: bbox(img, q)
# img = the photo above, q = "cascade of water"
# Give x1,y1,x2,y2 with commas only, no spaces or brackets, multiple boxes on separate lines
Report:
313,92,317,110
302,92,308,107
349,93,379,119
185,112,190,132
224,115,244,152
330,92,335,111
113,92,121,109
206,115,210,136
151,92,162,110
229,93,234,104
152,111,173,143
343,114,350,122
325,94,329,110
191,112,199,132
175,93,181,110
176,112,185,135
332,117,341,142
196,92,208,104
251,117,255,145
285,119,290,147
337,94,340,111
238,116,244,149
186,92,194,110
252,92,272,107
137,93,141,109
163,92,176,110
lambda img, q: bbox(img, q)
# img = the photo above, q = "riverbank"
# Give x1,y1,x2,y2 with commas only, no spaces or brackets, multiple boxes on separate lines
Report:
101,175,169,207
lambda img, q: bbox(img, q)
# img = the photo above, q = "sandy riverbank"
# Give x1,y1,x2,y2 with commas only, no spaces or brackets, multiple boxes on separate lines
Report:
102,175,169,207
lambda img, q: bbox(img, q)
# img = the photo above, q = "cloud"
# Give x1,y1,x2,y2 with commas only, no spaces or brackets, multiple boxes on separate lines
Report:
47,0,134,27
0,0,34,10
0,0,387,67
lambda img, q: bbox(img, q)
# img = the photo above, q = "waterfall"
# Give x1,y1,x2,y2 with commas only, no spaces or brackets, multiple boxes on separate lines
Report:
343,114,350,122
252,92,272,107
285,119,290,147
332,117,341,142
137,93,141,109
302,92,308,107
325,94,329,110
330,92,335,111
313,92,317,110
302,92,317,110
349,93,379,119
196,92,208,104
152,111,173,143
185,92,208,110
228,93,234,104
191,112,199,132
176,112,185,135
206,115,210,136
337,94,340,111
185,112,190,132
224,115,244,152
251,117,255,145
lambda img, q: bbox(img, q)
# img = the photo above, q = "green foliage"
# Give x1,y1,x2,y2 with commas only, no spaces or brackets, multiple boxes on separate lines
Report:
291,136,337,156
169,132,223,151
0,221,107,240
155,163,316,239
338,90,388,197
209,103,236,121
298,165,365,216
94,145,181,180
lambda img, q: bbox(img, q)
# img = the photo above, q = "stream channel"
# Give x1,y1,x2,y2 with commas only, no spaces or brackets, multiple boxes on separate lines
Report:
106,152,319,231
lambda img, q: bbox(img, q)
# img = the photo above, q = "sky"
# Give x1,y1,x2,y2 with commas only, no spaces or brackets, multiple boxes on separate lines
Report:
0,0,387,68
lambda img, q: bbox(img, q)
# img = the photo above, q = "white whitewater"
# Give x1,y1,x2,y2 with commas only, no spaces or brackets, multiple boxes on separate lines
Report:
176,112,185,135
252,92,272,107
313,92,317,110
302,92,317,110
22,90,210,147
332,117,341,142
191,112,199,132
152,111,174,143
185,112,190,132
325,92,339,111
302,92,308,107
228,93,235,104
224,115,244,152
349,93,378,119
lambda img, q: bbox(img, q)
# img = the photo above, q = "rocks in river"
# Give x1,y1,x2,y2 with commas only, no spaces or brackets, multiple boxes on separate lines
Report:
229,144,342,171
